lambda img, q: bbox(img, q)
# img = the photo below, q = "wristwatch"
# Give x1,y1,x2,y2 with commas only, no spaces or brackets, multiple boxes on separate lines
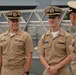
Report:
24,71,29,75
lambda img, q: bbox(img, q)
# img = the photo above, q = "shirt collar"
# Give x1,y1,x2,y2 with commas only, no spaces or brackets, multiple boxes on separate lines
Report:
46,27,65,36
4,28,22,36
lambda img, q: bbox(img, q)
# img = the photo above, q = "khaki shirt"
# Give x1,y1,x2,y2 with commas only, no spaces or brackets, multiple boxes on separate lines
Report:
0,29,34,67
37,27,72,65
69,34,76,70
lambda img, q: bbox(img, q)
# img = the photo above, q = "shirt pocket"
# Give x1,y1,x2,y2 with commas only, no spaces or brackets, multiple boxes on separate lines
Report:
55,42,66,55
13,39,24,46
55,42,65,49
13,41,23,46
43,43,51,49
11,42,24,54
43,43,51,57
12,40,24,50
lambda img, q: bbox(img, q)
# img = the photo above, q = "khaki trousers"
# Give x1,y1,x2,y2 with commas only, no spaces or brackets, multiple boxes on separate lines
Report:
1,66,24,75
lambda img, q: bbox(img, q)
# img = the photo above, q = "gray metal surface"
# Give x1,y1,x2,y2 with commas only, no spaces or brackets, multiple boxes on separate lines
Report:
0,0,38,6
36,0,52,9
51,0,76,6
30,58,45,75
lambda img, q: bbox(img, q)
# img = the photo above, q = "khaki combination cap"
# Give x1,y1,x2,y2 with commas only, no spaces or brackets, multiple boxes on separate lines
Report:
5,10,22,19
67,1,76,13
44,6,63,17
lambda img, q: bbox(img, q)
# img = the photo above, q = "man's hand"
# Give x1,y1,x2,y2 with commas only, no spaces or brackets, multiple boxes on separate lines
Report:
47,65,58,75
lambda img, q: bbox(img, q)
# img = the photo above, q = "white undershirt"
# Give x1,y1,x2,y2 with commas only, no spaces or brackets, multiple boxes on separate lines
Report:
51,31,59,38
10,33,15,36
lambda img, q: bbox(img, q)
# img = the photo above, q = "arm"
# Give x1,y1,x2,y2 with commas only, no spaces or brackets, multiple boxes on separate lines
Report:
39,54,58,75
0,47,2,74
24,34,34,75
37,34,50,69
39,54,56,75
24,52,33,75
39,54,50,70
55,54,71,69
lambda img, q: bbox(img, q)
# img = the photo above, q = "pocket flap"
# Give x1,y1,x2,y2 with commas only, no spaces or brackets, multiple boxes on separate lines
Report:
43,44,50,48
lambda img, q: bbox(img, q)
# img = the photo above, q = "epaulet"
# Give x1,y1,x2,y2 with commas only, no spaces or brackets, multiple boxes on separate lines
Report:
42,33,48,42
42,33,47,38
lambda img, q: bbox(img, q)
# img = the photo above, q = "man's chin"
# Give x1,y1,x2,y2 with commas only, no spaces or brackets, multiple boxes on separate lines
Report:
50,25,55,27
13,28,18,30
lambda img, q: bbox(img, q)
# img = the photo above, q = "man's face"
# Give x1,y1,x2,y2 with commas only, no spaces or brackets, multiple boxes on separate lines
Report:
69,13,76,26
8,19,20,30
48,15,61,27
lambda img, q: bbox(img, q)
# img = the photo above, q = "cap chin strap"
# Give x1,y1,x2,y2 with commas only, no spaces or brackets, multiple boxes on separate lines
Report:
47,13,61,16
7,17,20,19
68,10,72,13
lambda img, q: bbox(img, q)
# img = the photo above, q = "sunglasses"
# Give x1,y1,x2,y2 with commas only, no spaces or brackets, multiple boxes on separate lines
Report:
48,15,60,19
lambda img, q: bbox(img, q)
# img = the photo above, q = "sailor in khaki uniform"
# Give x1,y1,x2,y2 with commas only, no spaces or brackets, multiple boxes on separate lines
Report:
0,47,2,75
0,10,34,75
37,6,72,75
67,1,76,75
